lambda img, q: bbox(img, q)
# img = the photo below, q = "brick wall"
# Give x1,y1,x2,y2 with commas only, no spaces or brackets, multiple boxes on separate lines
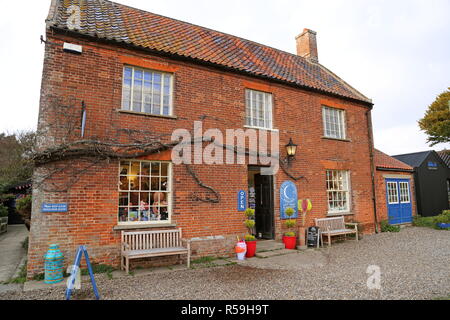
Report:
27,30,376,278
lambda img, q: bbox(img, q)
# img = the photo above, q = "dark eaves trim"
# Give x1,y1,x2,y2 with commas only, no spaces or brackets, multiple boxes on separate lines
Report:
49,26,374,108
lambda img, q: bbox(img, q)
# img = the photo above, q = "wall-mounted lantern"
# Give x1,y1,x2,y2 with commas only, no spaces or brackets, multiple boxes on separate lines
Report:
285,138,297,165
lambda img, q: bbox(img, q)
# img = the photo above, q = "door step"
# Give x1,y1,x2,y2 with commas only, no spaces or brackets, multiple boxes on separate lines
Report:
256,240,285,253
255,248,296,258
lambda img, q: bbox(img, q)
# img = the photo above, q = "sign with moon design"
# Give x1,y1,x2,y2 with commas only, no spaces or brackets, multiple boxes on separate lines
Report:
280,181,298,219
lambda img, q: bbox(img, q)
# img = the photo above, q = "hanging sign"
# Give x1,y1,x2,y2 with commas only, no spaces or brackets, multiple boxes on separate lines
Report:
41,203,69,213
280,181,298,219
237,190,247,211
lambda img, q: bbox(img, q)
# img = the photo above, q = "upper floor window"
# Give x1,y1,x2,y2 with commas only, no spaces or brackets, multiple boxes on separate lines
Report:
322,106,346,140
122,66,173,116
245,89,273,129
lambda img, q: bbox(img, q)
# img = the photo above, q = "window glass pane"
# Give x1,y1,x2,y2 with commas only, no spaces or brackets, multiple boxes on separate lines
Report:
130,162,140,175
129,176,139,190
151,162,160,176
151,177,160,191
245,89,273,129
323,107,346,139
326,170,350,213
119,176,130,191
144,71,152,82
153,73,161,84
140,176,150,191
122,67,172,115
132,78,142,112
161,163,168,176
124,67,132,79
119,193,129,206
161,177,168,191
120,162,130,175
141,163,150,176
128,207,139,222
119,207,128,222
129,192,139,206
134,69,143,80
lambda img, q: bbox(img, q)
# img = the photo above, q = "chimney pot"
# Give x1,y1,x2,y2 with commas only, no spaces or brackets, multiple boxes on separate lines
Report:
296,28,319,63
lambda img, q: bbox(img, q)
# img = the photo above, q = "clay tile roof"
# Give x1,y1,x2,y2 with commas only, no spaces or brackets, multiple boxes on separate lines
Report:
46,0,372,105
374,149,413,171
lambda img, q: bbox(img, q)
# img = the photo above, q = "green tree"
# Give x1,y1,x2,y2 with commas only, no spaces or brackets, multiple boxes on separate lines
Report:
0,131,36,192
418,88,450,146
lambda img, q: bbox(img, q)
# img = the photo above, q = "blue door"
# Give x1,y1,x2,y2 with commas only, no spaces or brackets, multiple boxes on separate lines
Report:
386,178,413,225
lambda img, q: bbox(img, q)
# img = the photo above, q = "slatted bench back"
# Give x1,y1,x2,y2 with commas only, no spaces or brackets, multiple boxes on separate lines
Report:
122,229,182,251
315,216,345,231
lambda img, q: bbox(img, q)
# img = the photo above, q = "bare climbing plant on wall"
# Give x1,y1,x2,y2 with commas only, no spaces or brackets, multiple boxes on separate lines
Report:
31,97,305,201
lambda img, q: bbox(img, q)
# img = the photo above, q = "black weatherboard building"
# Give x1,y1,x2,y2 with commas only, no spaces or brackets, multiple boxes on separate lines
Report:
393,151,450,217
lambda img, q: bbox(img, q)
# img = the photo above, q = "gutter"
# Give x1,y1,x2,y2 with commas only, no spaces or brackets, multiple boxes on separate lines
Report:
366,109,379,233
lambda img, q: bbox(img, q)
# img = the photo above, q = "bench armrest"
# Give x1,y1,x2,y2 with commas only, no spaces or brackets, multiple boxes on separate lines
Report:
122,242,130,253
345,223,358,230
181,238,191,249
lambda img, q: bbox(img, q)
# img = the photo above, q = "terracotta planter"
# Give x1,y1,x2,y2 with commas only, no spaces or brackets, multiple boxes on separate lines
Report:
283,236,297,250
245,240,257,258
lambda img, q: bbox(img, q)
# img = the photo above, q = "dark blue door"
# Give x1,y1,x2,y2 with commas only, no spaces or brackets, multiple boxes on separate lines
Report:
386,178,412,225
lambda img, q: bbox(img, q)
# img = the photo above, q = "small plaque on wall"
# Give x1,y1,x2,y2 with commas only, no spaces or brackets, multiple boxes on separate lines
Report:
41,203,69,213
237,190,247,211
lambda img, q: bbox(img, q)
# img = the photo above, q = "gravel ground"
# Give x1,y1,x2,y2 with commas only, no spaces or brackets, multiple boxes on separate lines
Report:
1,227,448,300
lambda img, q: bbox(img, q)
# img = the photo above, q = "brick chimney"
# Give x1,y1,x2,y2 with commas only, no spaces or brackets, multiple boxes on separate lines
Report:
296,29,319,63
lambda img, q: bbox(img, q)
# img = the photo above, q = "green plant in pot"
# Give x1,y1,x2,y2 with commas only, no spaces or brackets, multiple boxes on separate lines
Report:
283,207,297,249
243,208,257,257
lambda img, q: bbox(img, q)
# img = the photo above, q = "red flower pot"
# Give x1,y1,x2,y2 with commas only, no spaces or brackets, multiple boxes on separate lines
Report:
283,236,297,250
245,240,257,258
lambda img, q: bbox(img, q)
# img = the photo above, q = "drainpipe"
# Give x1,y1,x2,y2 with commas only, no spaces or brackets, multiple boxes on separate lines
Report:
366,109,379,233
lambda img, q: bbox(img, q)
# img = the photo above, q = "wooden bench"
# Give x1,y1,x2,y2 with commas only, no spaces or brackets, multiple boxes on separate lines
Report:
315,216,358,247
121,229,191,273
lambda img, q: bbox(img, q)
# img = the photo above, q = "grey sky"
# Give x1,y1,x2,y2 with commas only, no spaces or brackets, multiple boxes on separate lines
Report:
0,0,449,155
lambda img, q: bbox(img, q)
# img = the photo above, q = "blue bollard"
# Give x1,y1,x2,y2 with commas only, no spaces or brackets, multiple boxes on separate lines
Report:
44,244,64,284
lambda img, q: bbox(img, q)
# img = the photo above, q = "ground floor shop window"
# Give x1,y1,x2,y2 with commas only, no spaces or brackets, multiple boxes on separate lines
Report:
118,160,171,224
326,170,350,214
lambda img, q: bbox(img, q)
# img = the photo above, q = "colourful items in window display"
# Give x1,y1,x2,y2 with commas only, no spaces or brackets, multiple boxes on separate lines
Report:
119,161,171,223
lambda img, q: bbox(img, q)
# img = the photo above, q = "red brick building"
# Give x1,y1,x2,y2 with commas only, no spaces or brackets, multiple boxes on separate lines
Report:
374,149,416,224
28,0,378,277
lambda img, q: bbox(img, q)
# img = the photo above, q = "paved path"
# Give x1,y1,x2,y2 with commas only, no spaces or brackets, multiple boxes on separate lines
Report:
0,225,28,283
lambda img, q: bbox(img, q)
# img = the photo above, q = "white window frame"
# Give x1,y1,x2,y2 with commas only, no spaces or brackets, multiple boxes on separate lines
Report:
118,160,173,225
326,170,351,214
387,182,399,204
322,106,347,140
245,89,273,130
122,65,174,116
399,181,410,204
